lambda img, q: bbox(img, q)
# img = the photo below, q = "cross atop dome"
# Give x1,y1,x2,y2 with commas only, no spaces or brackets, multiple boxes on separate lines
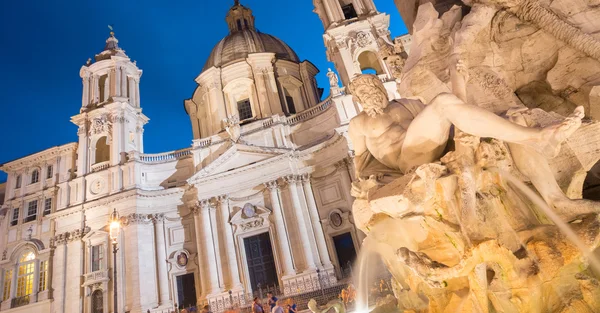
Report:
94,25,128,62
226,0,255,33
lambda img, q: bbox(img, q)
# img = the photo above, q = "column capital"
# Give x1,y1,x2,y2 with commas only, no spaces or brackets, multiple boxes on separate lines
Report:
283,175,301,185
216,194,229,203
151,213,166,223
300,173,312,183
263,180,280,191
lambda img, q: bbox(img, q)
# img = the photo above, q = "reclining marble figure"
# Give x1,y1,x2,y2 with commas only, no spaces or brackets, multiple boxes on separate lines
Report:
348,60,600,221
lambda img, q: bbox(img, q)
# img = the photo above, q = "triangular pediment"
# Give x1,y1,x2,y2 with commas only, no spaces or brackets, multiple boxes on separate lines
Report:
189,143,291,182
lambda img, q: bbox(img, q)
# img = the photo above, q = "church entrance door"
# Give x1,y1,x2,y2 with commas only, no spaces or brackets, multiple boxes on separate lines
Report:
244,232,279,291
176,273,197,309
333,232,357,278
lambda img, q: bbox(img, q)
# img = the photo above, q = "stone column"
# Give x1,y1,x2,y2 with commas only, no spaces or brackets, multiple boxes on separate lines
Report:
217,195,242,289
283,175,316,270
121,71,127,97
115,67,121,97
135,78,141,107
264,181,295,276
153,214,171,306
208,202,224,289
301,174,332,267
194,200,220,294
128,77,135,106
93,75,100,104
82,75,90,107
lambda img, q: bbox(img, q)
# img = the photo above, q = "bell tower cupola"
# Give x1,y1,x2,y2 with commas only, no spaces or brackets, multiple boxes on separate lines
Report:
314,0,397,95
226,0,256,32
72,27,148,179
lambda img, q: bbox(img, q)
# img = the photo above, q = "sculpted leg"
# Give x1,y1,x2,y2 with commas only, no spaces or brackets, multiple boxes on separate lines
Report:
399,92,584,172
508,141,600,221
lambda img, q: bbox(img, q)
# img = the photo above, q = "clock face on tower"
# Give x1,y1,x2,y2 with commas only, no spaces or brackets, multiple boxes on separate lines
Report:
90,178,105,195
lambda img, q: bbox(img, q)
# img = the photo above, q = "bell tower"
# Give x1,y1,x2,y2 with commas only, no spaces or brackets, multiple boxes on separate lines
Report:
313,0,398,95
71,28,148,178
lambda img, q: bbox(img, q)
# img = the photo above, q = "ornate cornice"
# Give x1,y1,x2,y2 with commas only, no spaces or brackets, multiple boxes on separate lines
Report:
122,213,153,226
50,227,91,247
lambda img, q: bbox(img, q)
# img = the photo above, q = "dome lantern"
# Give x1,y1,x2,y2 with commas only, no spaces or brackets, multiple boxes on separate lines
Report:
226,0,256,33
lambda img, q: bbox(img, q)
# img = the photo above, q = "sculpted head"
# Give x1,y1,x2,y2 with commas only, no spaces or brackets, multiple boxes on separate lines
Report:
348,74,389,117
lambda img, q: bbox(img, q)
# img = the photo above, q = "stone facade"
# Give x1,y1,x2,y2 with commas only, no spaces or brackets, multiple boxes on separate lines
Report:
0,1,406,313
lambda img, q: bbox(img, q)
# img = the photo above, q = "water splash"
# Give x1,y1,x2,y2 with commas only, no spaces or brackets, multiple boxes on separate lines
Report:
488,167,600,274
355,237,373,313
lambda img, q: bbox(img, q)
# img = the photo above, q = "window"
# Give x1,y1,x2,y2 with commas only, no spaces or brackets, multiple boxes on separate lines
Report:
38,261,48,292
237,99,253,120
2,269,12,301
15,175,21,189
11,208,19,226
46,165,53,179
30,170,39,184
91,245,104,272
244,19,249,28
24,201,37,223
237,20,242,31
340,2,358,19
43,198,52,216
16,252,35,298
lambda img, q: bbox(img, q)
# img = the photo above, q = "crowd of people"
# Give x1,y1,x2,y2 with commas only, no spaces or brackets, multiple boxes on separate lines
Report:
252,292,297,313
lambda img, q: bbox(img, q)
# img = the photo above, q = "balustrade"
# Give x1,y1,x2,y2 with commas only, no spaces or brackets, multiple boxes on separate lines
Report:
90,161,110,173
138,148,192,163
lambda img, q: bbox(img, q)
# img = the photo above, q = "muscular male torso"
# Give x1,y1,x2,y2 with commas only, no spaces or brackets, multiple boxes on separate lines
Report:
350,99,425,170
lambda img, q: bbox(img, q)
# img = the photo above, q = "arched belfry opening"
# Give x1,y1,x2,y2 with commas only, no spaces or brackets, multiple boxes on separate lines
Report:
339,0,358,19
94,136,110,164
358,50,384,74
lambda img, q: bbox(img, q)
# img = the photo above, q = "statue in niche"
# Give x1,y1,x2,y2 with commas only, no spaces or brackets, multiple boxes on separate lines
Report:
348,59,599,221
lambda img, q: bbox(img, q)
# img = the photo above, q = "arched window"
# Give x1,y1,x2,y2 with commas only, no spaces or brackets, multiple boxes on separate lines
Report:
91,289,103,313
95,137,110,164
1,249,49,307
30,170,39,184
237,20,242,31
357,51,384,75
98,75,108,103
16,251,35,301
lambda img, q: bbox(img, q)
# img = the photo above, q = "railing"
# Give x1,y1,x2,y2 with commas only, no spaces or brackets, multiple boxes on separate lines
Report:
83,269,108,285
11,295,30,308
139,148,193,164
286,98,333,126
91,161,110,173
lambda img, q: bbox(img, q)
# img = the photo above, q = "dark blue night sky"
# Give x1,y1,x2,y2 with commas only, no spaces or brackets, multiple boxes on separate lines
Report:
0,0,407,182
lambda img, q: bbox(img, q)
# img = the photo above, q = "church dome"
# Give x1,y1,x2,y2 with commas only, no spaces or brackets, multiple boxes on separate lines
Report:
203,29,300,72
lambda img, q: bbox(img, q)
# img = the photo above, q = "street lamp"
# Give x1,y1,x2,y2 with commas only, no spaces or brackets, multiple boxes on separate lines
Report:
109,209,121,313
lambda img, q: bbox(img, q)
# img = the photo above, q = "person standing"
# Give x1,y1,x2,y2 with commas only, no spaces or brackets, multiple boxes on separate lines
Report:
267,292,278,311
252,297,264,313
286,298,297,313
271,300,285,313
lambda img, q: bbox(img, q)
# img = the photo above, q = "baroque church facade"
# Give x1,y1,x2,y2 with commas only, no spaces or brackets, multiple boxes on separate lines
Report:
0,1,410,312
